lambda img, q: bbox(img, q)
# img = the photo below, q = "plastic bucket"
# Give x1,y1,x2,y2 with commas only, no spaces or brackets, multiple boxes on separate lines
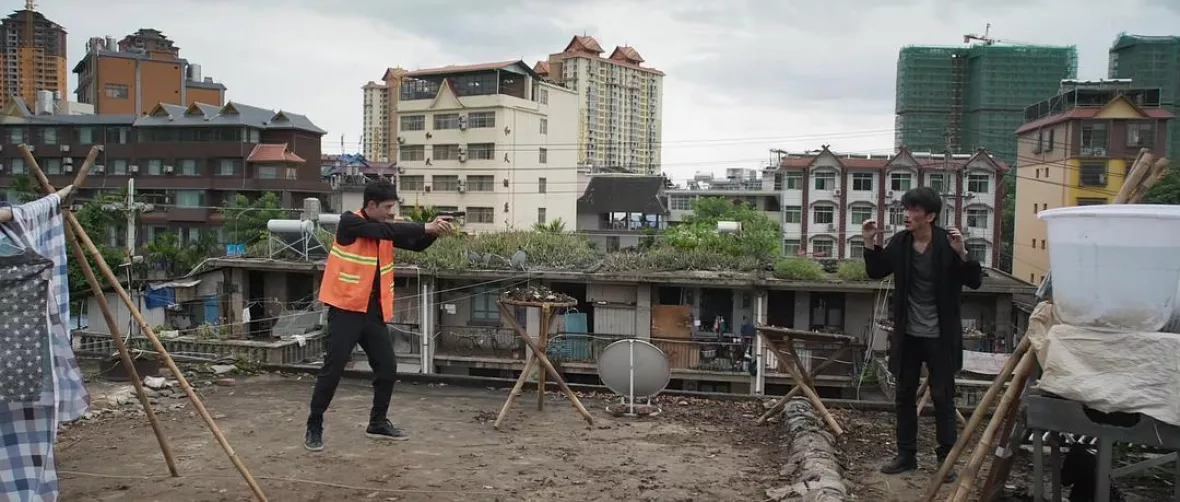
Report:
1039,204,1180,332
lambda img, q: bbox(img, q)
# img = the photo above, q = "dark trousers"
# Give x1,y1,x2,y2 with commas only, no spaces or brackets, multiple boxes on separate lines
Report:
307,302,397,428
894,334,957,458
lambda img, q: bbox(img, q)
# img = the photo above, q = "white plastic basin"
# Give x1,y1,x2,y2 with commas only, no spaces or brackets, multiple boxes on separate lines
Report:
1039,204,1180,332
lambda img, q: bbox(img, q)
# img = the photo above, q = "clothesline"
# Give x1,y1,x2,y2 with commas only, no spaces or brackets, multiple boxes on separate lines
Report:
0,185,73,224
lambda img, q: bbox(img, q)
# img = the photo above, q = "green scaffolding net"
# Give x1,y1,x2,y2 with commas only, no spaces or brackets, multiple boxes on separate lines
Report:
1109,33,1180,157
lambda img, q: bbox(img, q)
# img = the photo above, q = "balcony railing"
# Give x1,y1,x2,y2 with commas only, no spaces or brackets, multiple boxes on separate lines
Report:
389,323,422,355
435,325,524,360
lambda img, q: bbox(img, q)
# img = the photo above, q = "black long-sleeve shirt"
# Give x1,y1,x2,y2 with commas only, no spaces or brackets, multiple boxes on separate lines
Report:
335,211,437,312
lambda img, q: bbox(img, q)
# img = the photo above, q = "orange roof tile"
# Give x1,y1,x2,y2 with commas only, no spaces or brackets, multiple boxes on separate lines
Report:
533,60,551,76
247,143,305,164
1015,106,1173,135
563,35,604,55
609,46,644,64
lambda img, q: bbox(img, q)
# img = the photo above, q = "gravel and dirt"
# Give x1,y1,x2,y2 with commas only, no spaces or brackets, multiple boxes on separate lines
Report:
57,374,787,502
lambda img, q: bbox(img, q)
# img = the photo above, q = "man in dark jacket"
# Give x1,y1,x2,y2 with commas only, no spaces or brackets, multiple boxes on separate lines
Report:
861,186,983,478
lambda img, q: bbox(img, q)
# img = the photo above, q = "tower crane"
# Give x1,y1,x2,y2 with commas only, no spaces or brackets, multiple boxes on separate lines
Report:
963,23,1030,46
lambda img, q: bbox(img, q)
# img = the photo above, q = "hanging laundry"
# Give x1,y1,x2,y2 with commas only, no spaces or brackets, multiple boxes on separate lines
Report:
0,248,53,403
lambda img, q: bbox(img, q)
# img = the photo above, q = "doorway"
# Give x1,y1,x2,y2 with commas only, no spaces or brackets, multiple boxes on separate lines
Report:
766,290,795,328
698,288,734,334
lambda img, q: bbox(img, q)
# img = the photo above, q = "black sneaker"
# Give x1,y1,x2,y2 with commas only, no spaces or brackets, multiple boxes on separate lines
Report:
304,427,324,452
365,419,409,441
880,455,918,474
937,456,958,484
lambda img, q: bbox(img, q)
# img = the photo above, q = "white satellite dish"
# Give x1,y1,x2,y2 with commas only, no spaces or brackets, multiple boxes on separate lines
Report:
596,339,671,417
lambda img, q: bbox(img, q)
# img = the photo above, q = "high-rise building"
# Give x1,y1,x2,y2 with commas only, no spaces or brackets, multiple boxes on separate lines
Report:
536,36,664,174
1012,83,1171,284
361,81,390,162
895,43,1078,165
0,6,67,110
1108,34,1180,158
73,29,227,115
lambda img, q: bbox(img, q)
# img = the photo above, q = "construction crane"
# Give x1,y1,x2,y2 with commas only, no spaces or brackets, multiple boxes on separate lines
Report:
963,23,1030,46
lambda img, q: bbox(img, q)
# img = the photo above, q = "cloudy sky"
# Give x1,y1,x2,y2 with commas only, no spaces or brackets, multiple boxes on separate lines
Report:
35,0,1180,180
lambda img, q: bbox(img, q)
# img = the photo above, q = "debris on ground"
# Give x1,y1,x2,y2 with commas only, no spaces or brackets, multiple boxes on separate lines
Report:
502,286,575,305
767,398,847,501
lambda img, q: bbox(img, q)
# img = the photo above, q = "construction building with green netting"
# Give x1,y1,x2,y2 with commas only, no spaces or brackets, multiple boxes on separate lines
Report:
895,43,1079,166
1109,33,1180,159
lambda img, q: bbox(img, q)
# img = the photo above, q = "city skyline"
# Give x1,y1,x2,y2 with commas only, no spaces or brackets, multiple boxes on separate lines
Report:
14,0,1180,181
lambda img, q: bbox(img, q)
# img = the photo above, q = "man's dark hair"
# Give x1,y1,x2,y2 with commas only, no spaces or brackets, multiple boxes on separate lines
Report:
363,178,399,207
900,186,941,222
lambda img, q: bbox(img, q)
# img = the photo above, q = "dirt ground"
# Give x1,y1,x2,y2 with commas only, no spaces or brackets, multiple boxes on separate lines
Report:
56,374,787,502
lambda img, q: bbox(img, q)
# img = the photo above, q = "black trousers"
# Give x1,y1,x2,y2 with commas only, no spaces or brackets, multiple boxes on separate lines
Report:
307,301,397,428
894,334,957,458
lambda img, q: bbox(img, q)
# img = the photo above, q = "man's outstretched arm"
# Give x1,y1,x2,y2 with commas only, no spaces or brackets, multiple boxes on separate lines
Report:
337,212,439,251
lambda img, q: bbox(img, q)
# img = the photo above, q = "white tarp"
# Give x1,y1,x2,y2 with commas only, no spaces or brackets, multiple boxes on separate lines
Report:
1036,321,1180,427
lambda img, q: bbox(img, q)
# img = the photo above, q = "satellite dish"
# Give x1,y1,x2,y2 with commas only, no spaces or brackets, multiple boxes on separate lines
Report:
596,339,671,417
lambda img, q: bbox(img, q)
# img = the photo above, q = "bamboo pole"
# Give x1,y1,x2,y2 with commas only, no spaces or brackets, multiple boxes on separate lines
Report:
766,342,844,435
949,350,1039,502
537,305,549,411
17,145,180,477
755,344,852,424
921,335,1031,501
493,353,534,430
497,302,594,426
18,145,268,501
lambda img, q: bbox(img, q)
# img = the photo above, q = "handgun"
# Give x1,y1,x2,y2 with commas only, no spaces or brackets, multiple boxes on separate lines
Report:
437,210,466,221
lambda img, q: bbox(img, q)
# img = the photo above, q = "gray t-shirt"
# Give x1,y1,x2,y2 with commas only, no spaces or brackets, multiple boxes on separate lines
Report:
906,246,941,338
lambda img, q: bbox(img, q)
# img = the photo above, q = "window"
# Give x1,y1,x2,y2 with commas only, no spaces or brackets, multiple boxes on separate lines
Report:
851,173,874,191
468,207,495,223
175,190,205,208
110,159,127,175
812,238,834,257
928,173,946,193
41,128,57,145
108,127,131,144
967,242,987,263
783,239,801,256
814,172,836,191
784,206,802,224
670,195,694,211
467,143,495,160
1127,121,1155,147
470,285,500,323
539,118,548,135
257,166,279,179
1079,161,1106,187
400,175,425,191
1080,122,1108,152
7,127,24,143
537,208,547,224
216,159,242,176
104,83,129,99
539,148,548,164
538,88,549,105
43,158,61,175
399,115,425,131
1076,197,1107,206
849,237,865,259
967,173,990,193
432,175,460,191
433,144,461,161
467,111,495,128
889,172,913,192
399,145,425,162
467,175,494,192
889,206,905,226
146,159,164,175
433,113,460,130
9,158,24,174
538,177,547,193
784,172,802,190
178,159,199,176
966,208,989,228
850,205,873,224
813,205,834,225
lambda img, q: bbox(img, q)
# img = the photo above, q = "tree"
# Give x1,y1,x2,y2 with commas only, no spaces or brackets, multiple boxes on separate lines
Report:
220,192,287,245
532,218,566,233
662,197,780,261
9,174,39,204
1143,168,1180,205
66,192,128,295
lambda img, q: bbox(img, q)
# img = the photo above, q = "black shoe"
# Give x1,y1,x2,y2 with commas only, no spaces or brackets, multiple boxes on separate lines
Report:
365,419,409,441
937,456,958,484
880,455,918,474
304,427,324,452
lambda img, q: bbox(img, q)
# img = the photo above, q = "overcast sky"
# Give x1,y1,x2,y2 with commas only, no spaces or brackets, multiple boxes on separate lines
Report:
36,0,1180,180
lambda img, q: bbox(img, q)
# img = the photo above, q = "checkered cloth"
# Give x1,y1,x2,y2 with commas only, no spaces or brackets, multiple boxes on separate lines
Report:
1,194,89,502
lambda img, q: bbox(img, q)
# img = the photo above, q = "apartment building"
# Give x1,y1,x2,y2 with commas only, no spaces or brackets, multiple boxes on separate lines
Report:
372,60,579,231
536,35,664,174
575,174,669,250
667,148,1006,267
666,168,782,225
361,81,391,162
73,29,227,115
0,8,67,110
0,99,326,246
1013,83,1172,285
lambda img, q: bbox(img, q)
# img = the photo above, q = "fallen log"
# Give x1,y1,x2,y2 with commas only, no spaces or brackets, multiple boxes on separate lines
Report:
767,397,848,501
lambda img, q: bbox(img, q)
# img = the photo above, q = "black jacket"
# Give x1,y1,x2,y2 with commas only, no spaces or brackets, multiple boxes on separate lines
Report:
863,226,983,375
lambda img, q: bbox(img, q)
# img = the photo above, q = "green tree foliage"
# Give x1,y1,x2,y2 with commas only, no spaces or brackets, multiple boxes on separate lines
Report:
532,218,566,233
220,192,287,245
65,191,128,295
9,174,39,204
142,231,217,277
662,197,779,263
402,205,439,223
1143,168,1180,205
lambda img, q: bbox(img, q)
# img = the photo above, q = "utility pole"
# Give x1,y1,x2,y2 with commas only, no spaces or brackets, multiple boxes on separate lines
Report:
101,177,151,262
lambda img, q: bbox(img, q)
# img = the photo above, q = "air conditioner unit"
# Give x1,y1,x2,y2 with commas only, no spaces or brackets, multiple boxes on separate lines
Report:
64,164,73,173
457,184,466,193
63,157,72,164
424,185,432,193
833,188,842,197
397,136,405,144
827,223,836,232
458,152,467,163
886,191,895,198
93,164,105,174
163,165,175,174
458,116,468,131
60,144,70,152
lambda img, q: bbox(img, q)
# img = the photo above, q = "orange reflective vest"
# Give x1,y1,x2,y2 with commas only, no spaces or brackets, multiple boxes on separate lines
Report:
318,210,397,321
